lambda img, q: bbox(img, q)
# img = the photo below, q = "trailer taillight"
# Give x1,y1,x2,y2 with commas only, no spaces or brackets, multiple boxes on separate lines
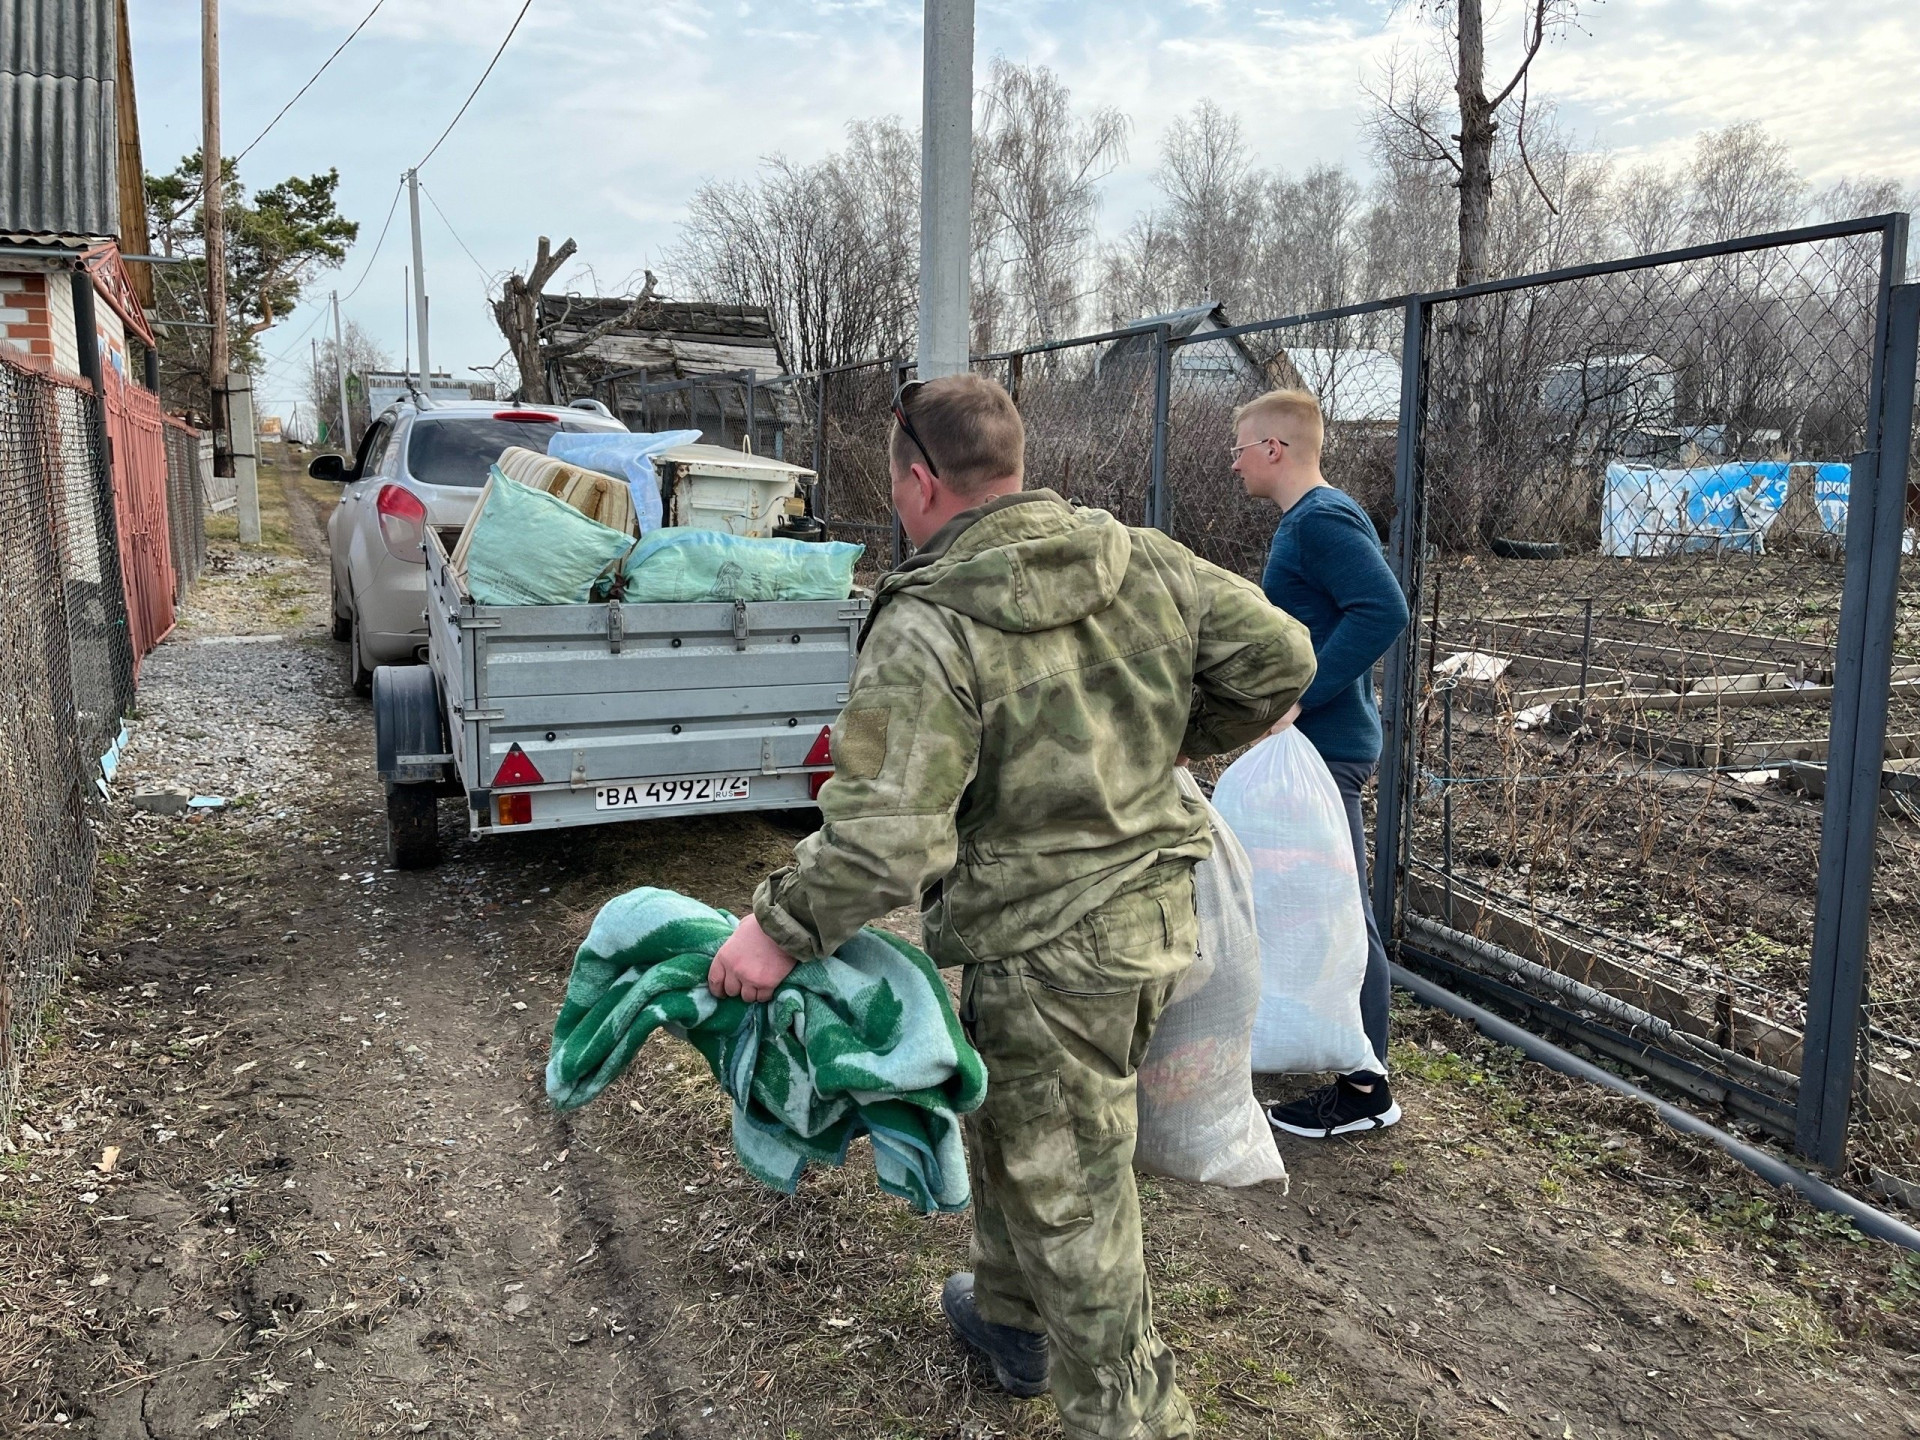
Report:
492,743,545,788
497,793,533,826
805,724,833,800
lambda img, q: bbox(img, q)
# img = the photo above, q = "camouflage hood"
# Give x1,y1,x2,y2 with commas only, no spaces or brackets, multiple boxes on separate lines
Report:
875,491,1131,634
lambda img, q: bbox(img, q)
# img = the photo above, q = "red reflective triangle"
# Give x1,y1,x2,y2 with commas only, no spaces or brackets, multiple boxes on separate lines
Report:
492,743,545,788
804,725,833,767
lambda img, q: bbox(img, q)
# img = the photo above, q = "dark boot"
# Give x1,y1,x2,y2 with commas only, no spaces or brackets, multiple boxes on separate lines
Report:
941,1272,1049,1397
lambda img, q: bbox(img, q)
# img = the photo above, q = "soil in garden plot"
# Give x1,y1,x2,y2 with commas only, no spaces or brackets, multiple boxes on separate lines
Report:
8,464,1920,1439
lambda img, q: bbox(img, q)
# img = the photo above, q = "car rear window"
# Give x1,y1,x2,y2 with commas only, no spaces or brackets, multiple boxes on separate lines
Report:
405,415,603,488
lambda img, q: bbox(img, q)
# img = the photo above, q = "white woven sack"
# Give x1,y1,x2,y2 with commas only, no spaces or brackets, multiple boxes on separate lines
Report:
1211,730,1378,1077
1135,770,1289,1188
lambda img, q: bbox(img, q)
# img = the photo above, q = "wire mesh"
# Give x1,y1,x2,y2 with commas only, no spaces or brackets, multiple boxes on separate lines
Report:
0,353,129,1125
1163,310,1407,579
163,415,208,602
1398,229,1895,1159
1859,313,1920,1203
976,335,1157,528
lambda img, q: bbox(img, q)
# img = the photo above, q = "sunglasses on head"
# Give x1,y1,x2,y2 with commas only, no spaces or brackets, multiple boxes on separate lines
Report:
891,379,940,480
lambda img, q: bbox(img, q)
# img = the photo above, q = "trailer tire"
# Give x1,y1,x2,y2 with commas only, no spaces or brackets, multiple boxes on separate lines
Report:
385,785,441,869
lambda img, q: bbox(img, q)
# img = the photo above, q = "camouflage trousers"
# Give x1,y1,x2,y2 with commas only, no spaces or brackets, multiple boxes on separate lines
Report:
959,865,1199,1440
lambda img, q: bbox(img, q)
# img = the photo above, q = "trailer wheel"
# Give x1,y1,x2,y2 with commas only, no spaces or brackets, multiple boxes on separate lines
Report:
385,785,441,869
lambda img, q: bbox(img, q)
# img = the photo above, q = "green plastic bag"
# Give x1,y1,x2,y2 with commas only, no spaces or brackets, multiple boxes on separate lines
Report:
465,467,636,606
610,527,863,604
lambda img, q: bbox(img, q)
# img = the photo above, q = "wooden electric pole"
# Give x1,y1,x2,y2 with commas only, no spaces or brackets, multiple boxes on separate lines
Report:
202,0,231,478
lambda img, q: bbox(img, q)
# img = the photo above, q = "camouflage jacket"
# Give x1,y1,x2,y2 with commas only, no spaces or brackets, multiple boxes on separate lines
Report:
753,490,1316,966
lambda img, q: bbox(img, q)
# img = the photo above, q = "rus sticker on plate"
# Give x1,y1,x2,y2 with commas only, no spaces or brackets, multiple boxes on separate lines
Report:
595,775,751,810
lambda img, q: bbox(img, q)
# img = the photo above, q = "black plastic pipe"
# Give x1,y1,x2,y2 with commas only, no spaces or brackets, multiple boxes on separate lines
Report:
1392,961,1920,1252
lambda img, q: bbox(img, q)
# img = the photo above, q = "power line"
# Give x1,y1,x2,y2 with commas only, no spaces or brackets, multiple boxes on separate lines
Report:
415,0,536,172
339,177,406,303
420,181,495,287
235,0,389,164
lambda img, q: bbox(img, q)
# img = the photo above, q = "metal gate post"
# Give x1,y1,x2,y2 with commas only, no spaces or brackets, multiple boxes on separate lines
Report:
890,361,909,567
1148,324,1173,530
1798,240,1917,1169
1373,298,1431,944
816,371,832,534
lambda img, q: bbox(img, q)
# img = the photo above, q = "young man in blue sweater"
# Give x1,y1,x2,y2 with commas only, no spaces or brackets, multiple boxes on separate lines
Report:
1232,388,1411,1137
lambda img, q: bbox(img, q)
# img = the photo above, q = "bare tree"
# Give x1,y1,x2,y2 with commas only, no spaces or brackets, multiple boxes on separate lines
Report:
974,59,1128,346
1612,162,1688,256
491,236,659,403
1096,212,1182,329
670,119,919,373
1156,101,1260,309
304,317,387,446
1683,123,1805,242
1369,0,1580,286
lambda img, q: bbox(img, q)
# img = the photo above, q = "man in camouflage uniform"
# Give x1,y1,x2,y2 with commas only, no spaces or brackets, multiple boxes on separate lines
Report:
710,373,1314,1439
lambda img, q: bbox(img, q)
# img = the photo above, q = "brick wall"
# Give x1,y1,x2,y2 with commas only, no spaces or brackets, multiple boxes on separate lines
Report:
1,268,91,380
0,271,54,364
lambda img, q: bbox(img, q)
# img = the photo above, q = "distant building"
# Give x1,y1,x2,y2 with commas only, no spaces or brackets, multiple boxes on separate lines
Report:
0,0,156,382
1098,302,1271,393
536,294,798,453
1271,346,1402,427
364,370,475,416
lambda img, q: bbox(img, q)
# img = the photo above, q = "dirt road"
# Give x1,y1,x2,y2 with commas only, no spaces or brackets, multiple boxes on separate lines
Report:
7,467,1920,1439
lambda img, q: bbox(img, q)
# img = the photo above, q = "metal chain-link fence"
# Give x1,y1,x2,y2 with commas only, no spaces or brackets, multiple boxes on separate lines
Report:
164,415,208,603
0,353,134,1121
742,214,1919,1206
1381,219,1918,1204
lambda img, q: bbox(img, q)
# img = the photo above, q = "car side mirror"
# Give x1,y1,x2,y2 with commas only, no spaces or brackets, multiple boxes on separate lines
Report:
309,452,349,482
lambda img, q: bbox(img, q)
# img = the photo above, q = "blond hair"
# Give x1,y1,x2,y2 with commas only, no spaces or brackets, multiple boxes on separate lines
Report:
889,373,1025,496
1233,388,1324,458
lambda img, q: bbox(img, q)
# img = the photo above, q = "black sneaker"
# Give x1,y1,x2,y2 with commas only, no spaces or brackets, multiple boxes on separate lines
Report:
941,1272,1049,1397
1267,1076,1401,1138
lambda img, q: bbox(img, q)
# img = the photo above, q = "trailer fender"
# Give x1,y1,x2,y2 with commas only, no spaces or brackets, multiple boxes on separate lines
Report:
373,665,452,788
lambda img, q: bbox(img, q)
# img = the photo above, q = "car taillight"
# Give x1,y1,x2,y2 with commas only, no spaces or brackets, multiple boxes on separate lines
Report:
497,793,533,826
493,410,559,422
805,724,833,800
376,484,428,563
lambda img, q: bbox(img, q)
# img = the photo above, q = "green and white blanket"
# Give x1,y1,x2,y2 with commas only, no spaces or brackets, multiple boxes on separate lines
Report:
546,887,987,1213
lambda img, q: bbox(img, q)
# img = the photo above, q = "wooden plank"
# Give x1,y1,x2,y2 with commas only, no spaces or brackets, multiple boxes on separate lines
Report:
1406,874,1803,1067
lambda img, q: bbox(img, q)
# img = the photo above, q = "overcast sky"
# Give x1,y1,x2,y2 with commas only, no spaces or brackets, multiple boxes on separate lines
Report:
126,0,1920,418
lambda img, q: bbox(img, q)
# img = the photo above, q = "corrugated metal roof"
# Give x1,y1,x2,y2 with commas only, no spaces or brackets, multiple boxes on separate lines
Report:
1,0,120,237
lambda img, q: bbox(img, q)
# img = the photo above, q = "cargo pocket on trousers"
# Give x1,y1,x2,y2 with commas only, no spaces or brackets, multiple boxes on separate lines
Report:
981,1070,1094,1235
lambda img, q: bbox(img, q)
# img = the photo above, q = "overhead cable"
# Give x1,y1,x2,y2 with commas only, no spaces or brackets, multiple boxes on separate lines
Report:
235,0,390,164
414,0,536,172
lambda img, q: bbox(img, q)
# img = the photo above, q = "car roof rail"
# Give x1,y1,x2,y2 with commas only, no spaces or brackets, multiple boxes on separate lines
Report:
567,397,613,417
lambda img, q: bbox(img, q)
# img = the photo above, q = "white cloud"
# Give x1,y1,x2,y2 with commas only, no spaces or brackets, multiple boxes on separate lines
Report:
126,0,1920,413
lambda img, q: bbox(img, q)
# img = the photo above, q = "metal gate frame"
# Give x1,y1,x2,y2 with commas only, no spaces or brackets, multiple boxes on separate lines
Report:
1370,213,1918,1173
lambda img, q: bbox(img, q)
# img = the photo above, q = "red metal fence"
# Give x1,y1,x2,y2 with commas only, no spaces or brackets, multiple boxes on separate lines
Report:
101,364,175,666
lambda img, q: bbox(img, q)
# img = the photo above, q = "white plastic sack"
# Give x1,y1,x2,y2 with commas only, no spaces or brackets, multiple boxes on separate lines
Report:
547,430,700,537
1210,729,1378,1076
1134,770,1288,1188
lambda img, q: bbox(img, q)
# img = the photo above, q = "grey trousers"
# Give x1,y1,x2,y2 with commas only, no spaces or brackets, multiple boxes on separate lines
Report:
1323,757,1391,1079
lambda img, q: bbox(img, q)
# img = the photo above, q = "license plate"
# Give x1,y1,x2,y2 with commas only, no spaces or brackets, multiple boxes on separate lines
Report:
594,775,752,810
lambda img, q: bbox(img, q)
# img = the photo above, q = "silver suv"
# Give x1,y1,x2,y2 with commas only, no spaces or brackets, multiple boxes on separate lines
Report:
312,397,628,692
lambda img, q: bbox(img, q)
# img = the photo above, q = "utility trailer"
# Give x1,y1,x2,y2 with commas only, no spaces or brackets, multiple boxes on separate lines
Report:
371,527,868,868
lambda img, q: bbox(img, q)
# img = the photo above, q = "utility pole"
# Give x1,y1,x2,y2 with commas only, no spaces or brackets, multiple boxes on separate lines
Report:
202,0,232,478
331,290,353,451
917,0,973,381
406,169,431,395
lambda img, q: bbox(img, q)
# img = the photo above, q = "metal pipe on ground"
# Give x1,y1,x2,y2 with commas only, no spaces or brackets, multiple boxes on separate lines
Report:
1391,961,1920,1251
1402,914,1801,1097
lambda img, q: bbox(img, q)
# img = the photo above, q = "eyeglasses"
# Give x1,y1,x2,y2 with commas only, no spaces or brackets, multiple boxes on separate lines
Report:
891,379,940,480
1229,436,1289,460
